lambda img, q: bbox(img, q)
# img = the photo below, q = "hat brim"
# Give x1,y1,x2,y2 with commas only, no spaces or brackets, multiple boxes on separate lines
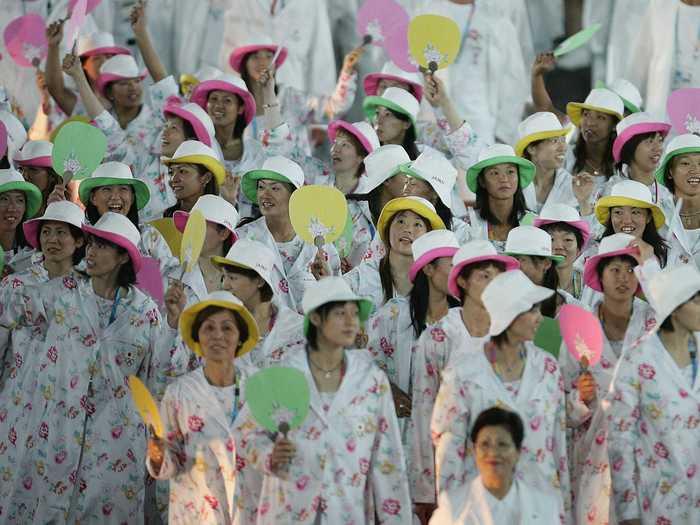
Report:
328,121,373,155
655,146,700,186
81,223,142,272
595,196,665,229
612,122,671,162
13,156,53,168
490,286,554,336
514,128,571,157
0,180,43,218
240,169,296,204
447,255,520,299
621,97,641,114
408,247,458,282
376,198,446,242
363,73,423,102
179,299,260,358
583,246,641,293
162,154,226,186
532,217,592,249
190,80,256,126
95,70,147,97
363,96,416,128
211,255,274,291
78,176,151,210
80,46,131,58
163,106,212,147
23,214,82,250
303,297,373,336
172,210,238,240
566,102,622,127
466,155,536,193
228,45,288,73
504,251,566,265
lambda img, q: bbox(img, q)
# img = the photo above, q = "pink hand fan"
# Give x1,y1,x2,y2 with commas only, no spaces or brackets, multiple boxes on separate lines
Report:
667,88,700,135
3,14,48,68
559,304,603,369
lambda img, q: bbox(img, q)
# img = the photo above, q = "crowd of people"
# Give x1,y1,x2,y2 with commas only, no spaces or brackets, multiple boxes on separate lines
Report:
1,0,700,524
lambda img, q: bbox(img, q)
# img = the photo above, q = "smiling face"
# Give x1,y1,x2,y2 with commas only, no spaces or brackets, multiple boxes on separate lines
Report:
580,109,616,145
0,190,26,233
256,179,293,219
84,235,129,278
90,185,135,216
480,163,519,200
526,136,567,171
610,206,650,238
310,301,361,348
599,256,638,302
39,220,83,265
669,152,700,197
474,425,520,487
373,106,410,144
630,133,664,173
169,164,211,201
244,49,275,82
387,209,429,256
330,130,364,173
161,116,187,157
198,309,242,364
546,226,580,269
108,78,143,109
206,90,243,128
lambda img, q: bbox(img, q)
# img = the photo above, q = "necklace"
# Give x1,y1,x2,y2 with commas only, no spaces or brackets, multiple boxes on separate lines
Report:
308,352,345,379
487,342,527,382
680,209,700,228
583,159,604,177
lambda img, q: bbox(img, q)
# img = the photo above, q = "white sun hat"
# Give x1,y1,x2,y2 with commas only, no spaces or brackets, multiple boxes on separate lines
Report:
533,203,592,249
447,240,520,298
655,133,700,186
13,140,53,168
22,200,85,249
301,276,373,335
482,269,554,336
81,211,142,271
173,194,239,238
515,112,571,157
408,229,459,282
595,179,665,229
241,156,305,204
211,239,276,292
77,31,130,57
363,86,420,127
360,144,411,195
403,146,457,208
327,120,380,155
95,55,147,97
363,60,424,101
504,225,565,264
646,265,700,324
566,88,624,126
608,78,643,114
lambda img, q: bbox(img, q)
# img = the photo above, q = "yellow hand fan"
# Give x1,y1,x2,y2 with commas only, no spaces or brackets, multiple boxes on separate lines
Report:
289,185,348,248
128,375,164,438
179,209,206,280
148,218,183,257
408,14,462,73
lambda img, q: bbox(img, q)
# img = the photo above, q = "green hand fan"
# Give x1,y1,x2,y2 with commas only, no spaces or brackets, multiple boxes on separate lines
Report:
534,316,562,358
553,24,601,57
51,121,107,184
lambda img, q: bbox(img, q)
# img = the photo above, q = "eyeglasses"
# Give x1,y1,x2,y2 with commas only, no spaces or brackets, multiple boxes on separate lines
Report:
474,440,515,455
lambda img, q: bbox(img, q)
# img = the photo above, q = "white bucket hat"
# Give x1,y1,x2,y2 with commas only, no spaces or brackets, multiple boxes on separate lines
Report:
241,156,304,204
363,60,424,101
408,229,459,282
13,140,53,168
0,110,27,155
78,161,150,211
655,133,700,186
359,144,411,195
608,78,643,114
81,211,143,271
466,144,536,193
595,179,665,229
189,72,257,126
161,140,226,185
482,269,554,336
533,203,592,249
22,200,85,249
301,276,373,335
447,240,520,298
646,265,700,324
515,112,571,157
566,88,624,126
363,86,420,127
582,233,639,293
173,194,239,238
77,31,130,57
403,146,457,208
96,55,147,97
612,112,671,163
504,225,565,263
163,102,216,147
328,120,380,155
211,239,276,292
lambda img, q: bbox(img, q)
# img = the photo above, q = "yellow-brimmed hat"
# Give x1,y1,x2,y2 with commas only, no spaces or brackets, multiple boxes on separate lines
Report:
566,88,624,127
162,140,226,185
179,291,259,358
595,180,665,230
514,112,571,157
376,196,445,241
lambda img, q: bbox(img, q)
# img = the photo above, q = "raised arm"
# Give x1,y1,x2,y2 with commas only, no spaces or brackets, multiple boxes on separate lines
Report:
531,52,567,122
130,0,167,83
61,52,105,119
45,20,78,115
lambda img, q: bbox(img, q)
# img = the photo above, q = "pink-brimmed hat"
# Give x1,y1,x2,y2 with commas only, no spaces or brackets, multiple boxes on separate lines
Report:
95,55,147,97
23,200,85,249
13,140,53,168
583,233,640,293
612,112,671,163
447,240,520,298
82,212,143,272
163,102,216,147
228,42,288,73
364,61,423,102
533,203,592,250
408,229,459,282
77,32,130,58
189,73,257,126
173,194,239,240
328,120,380,155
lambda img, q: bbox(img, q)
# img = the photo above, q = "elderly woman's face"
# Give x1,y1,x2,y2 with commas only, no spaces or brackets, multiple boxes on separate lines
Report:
198,309,241,363
473,425,520,485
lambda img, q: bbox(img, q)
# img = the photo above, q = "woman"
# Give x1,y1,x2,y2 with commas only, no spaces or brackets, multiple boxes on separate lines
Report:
464,144,535,251
364,61,424,100
563,233,656,506
233,277,412,524
429,407,561,525
364,87,421,159
655,133,700,269
504,225,563,317
431,270,571,523
147,291,259,524
0,168,41,275
0,212,168,523
237,155,340,312
516,111,593,214
533,203,591,302
609,264,700,524
343,195,444,309
213,239,304,369
13,140,61,216
163,140,226,216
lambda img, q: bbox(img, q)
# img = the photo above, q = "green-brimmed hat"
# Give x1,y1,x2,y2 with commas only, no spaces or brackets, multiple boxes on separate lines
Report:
78,161,150,210
654,133,700,187
241,156,304,204
0,169,42,218
301,277,373,336
466,144,536,193
363,87,419,128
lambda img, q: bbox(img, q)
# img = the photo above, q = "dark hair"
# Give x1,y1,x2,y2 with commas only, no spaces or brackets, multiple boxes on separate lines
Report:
540,262,560,318
521,138,544,161
205,91,247,140
470,406,525,450
409,265,460,337
379,212,431,302
23,166,61,212
221,265,273,302
39,222,86,265
335,129,369,179
658,291,700,332
86,234,137,287
595,254,639,287
163,164,220,217
306,300,355,348
216,224,235,254
0,155,9,169
573,128,617,178
385,108,419,160
615,131,658,171
540,222,584,253
475,170,529,227
191,305,250,349
602,214,668,267
240,52,280,97
86,186,141,230
346,184,386,227
457,260,507,302
181,119,198,141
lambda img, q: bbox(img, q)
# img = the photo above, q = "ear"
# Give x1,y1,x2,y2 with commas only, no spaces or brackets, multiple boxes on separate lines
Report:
542,258,553,271
117,250,130,267
401,120,411,132
456,274,468,291
199,171,213,187
75,236,85,249
309,311,322,329
89,190,98,206
526,143,536,158
422,262,437,278
216,227,232,244
255,276,266,291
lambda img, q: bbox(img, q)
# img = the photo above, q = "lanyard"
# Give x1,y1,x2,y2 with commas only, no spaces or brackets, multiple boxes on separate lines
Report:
109,287,122,325
230,384,240,425
690,337,698,386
